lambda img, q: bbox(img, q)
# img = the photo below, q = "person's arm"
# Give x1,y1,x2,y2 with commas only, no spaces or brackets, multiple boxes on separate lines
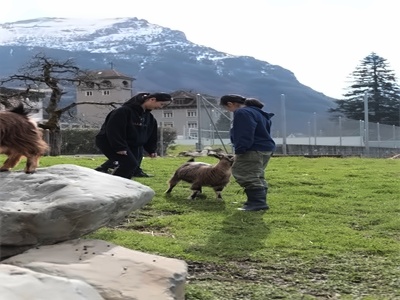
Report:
105,108,130,152
143,117,158,155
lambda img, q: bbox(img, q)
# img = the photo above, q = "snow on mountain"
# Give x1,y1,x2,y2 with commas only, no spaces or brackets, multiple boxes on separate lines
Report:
0,17,234,60
0,17,336,132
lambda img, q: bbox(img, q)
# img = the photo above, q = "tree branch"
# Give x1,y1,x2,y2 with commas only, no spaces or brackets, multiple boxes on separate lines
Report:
58,101,121,114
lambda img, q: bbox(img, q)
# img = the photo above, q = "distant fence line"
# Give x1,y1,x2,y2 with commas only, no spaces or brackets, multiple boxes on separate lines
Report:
54,114,400,157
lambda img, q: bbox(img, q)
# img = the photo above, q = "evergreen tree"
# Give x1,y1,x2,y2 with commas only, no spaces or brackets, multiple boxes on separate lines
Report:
329,52,400,126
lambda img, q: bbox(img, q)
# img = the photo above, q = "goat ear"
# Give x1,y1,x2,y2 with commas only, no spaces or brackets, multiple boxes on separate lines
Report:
216,153,225,159
227,154,235,161
207,153,220,159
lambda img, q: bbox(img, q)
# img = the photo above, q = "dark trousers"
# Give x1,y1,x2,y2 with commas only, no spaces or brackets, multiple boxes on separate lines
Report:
95,136,141,179
99,147,144,174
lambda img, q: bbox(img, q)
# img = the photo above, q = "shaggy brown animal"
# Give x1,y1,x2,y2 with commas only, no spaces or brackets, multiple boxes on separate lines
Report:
165,152,235,200
0,104,49,173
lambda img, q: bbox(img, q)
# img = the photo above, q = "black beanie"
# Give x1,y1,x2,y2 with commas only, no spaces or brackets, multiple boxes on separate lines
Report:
220,94,246,105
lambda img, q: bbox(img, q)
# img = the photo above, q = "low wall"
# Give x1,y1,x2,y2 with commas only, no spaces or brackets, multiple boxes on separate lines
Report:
275,145,399,158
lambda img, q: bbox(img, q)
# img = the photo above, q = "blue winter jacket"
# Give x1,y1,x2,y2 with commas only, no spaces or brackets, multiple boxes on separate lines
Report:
230,106,276,154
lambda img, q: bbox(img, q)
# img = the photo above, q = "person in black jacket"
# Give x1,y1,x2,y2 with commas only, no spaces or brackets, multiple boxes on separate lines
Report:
95,92,172,179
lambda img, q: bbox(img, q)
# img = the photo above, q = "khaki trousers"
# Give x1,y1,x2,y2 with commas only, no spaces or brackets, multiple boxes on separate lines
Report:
232,151,272,190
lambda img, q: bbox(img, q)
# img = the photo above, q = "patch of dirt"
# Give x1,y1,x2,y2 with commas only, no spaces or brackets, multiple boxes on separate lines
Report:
185,257,400,299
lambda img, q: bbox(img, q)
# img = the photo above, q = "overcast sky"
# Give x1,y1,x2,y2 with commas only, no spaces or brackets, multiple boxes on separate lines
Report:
1,0,399,99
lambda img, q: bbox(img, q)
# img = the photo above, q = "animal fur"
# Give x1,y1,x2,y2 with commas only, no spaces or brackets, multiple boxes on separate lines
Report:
165,153,235,200
0,104,49,173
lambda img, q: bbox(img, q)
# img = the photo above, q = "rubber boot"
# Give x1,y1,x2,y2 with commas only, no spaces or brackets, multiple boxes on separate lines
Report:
238,188,269,211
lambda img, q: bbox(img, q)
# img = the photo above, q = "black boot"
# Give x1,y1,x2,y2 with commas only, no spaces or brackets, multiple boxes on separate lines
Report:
95,166,109,173
238,188,269,211
133,170,154,177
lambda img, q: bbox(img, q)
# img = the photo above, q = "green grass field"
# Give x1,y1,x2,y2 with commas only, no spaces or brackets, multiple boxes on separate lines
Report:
3,152,400,299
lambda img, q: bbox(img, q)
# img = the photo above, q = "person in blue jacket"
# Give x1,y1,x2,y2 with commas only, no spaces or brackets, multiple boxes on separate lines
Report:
95,92,172,179
220,94,276,211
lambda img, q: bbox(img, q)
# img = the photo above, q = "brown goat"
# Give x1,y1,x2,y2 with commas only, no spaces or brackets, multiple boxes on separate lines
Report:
165,153,235,200
0,104,49,173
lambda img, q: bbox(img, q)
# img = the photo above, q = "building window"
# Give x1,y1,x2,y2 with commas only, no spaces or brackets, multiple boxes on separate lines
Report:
103,90,110,96
86,91,93,96
188,121,197,128
163,122,174,128
174,99,187,105
163,111,173,118
187,110,197,117
101,80,112,87
122,80,129,88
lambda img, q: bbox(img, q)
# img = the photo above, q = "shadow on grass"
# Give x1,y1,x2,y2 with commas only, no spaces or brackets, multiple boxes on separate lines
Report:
163,193,227,212
189,210,270,260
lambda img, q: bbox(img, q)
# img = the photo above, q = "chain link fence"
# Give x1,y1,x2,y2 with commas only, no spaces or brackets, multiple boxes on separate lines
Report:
183,95,400,158
53,95,400,158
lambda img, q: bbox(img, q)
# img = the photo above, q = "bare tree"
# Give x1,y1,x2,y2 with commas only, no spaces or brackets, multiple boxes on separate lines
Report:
0,53,120,156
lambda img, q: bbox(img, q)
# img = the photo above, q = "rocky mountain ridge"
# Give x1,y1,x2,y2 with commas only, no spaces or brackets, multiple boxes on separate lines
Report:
0,17,336,133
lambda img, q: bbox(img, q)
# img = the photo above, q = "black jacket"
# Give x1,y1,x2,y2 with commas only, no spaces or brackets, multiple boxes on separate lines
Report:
96,102,158,154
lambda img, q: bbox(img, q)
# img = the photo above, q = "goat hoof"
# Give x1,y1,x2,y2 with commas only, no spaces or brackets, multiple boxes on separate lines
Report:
0,169,10,172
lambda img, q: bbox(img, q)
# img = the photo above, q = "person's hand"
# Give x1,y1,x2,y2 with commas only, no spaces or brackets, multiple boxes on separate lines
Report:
149,153,157,158
116,150,127,155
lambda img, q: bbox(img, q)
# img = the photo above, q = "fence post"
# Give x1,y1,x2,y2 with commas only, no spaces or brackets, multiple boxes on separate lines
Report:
43,129,50,156
159,122,164,157
359,120,364,146
377,123,381,148
313,112,317,146
196,94,202,151
281,94,287,155
393,125,396,141
339,116,342,146
363,92,370,156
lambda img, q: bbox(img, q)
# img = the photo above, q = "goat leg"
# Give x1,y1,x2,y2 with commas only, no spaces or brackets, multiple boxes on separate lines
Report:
0,153,23,172
213,188,224,200
188,190,201,200
189,184,203,200
165,181,178,194
25,155,40,174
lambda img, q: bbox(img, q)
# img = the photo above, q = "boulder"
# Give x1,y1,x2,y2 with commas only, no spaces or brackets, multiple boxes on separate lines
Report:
3,239,188,300
0,264,104,300
0,164,155,259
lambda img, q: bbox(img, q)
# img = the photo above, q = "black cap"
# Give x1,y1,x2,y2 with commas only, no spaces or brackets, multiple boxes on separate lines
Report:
220,94,246,105
146,93,173,102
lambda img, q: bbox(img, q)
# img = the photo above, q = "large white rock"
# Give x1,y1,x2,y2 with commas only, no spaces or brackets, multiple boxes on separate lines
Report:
0,264,104,300
0,164,155,259
4,239,188,300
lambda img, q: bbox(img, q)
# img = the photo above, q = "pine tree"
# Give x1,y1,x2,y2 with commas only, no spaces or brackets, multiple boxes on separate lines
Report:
329,52,400,126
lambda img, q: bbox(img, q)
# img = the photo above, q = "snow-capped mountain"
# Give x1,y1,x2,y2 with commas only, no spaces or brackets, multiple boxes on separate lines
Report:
1,18,199,56
0,17,336,132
